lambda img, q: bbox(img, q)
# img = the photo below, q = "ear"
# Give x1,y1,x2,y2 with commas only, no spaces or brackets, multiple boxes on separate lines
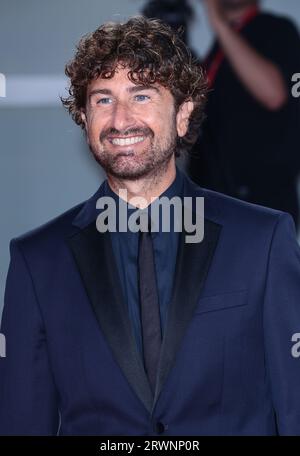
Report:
81,109,88,129
80,109,90,144
176,100,194,137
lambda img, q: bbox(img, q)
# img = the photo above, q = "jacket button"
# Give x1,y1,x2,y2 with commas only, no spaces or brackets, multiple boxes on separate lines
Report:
154,421,167,434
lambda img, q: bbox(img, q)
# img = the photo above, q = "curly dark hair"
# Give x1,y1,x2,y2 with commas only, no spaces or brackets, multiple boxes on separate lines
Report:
61,15,208,155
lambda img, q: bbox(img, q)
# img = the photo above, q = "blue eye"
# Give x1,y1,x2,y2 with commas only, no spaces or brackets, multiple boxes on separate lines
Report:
134,94,150,102
97,98,112,105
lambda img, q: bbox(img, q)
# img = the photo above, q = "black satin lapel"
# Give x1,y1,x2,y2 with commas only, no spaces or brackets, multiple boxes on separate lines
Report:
67,222,154,414
152,215,222,413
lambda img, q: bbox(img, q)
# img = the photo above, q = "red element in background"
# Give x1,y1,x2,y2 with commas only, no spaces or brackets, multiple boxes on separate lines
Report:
205,6,259,87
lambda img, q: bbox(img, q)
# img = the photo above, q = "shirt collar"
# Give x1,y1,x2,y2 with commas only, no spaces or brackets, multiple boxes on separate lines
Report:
103,165,185,233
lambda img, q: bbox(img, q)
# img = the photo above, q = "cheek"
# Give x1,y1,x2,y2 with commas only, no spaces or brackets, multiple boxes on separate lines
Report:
146,106,175,133
87,113,104,139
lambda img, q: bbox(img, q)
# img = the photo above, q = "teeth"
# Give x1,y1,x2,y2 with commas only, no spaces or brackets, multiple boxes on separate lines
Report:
111,136,145,146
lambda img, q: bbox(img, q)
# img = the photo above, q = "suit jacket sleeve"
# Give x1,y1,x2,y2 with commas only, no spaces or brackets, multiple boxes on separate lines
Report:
263,213,300,435
0,239,59,435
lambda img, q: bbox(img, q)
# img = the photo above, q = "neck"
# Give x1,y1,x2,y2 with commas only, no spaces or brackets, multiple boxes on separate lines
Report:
224,3,257,26
106,156,176,209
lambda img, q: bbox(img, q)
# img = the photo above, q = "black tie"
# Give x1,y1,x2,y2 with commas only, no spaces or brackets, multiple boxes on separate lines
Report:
138,217,162,395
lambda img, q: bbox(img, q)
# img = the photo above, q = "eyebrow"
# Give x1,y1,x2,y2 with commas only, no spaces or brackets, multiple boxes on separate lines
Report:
88,85,160,99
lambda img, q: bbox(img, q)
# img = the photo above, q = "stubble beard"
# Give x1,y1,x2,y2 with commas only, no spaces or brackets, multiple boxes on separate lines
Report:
89,125,178,181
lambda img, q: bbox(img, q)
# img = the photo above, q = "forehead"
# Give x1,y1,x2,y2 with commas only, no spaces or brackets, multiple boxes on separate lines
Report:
87,66,172,97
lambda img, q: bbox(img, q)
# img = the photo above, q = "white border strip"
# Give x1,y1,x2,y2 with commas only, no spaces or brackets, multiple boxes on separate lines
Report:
0,75,69,107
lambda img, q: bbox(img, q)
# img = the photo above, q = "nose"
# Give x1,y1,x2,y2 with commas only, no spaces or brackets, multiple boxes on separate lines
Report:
110,100,135,132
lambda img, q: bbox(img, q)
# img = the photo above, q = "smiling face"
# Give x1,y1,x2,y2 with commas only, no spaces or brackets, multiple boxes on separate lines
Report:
81,66,193,180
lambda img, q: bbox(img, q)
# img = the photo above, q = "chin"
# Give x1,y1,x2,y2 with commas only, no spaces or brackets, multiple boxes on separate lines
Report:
109,166,151,180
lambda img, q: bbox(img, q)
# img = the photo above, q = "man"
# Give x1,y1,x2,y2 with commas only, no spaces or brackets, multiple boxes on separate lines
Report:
189,0,300,228
1,16,300,436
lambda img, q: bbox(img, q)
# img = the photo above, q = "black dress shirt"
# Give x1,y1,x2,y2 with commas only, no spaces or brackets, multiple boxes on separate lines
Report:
103,166,184,360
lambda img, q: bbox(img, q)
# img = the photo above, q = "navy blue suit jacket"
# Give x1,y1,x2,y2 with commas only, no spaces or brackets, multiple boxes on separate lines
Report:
1,174,300,435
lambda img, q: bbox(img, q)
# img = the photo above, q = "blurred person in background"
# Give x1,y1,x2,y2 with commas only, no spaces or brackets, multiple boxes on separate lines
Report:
189,0,300,229
142,0,195,50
